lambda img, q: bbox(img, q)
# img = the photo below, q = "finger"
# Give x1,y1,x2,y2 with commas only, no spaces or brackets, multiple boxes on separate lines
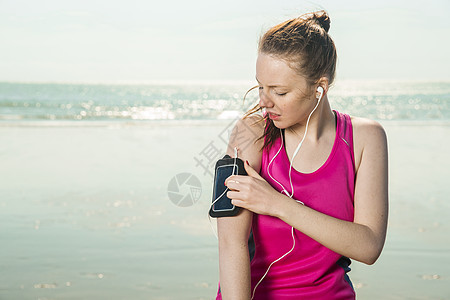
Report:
244,160,264,180
231,199,247,208
225,175,246,186
224,175,236,185
226,190,240,199
225,180,240,191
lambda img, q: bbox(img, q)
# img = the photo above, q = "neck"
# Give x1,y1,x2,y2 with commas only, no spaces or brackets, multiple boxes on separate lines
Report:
287,95,335,141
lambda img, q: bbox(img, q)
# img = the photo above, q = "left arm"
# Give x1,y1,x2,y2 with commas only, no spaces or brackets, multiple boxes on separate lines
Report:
226,120,388,265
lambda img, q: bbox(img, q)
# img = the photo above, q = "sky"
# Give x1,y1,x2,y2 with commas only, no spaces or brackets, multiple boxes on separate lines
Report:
1,0,449,83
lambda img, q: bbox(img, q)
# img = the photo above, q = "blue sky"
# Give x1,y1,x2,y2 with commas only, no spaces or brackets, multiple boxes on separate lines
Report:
1,0,449,83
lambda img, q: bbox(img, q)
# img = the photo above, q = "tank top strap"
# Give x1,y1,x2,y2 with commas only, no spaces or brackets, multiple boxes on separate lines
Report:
261,116,270,170
334,110,355,169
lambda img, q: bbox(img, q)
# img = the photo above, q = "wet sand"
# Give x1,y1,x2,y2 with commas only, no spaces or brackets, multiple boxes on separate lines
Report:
0,120,449,299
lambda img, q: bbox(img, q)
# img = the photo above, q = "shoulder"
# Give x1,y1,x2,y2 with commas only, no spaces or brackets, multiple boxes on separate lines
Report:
350,116,388,172
229,114,265,150
226,113,266,172
350,116,387,141
236,113,266,134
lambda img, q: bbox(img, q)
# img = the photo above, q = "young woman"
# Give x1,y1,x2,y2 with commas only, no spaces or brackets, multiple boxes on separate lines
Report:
215,10,388,300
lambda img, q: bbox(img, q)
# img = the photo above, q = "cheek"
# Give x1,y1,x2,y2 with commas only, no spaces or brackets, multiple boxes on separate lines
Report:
282,98,302,115
281,97,314,122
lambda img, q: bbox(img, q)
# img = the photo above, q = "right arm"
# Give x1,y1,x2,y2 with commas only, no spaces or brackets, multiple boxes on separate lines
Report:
217,115,264,299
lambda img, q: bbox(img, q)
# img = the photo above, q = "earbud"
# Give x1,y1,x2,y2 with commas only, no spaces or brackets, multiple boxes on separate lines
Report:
316,86,324,101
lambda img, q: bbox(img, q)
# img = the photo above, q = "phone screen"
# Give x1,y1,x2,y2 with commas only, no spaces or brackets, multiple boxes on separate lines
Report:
212,164,238,212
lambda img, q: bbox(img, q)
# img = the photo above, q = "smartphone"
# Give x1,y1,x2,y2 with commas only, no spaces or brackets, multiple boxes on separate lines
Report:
209,155,247,218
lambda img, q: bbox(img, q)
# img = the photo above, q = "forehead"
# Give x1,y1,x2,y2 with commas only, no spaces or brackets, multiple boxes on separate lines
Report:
256,53,307,88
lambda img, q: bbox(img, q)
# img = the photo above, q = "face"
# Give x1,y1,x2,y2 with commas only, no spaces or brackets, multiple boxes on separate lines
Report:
256,53,317,129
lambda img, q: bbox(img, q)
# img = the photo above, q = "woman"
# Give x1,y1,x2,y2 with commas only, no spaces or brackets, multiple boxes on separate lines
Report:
216,10,388,300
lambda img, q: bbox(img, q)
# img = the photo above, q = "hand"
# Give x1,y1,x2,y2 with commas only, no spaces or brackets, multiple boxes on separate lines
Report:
225,160,285,216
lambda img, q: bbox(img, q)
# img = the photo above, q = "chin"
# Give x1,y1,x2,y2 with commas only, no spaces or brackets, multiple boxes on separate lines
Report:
271,121,286,130
269,118,290,130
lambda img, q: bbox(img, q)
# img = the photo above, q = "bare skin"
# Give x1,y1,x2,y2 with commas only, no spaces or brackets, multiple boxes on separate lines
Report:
217,53,388,299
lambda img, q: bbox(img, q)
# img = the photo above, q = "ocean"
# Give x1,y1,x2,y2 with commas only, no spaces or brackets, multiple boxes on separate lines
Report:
1,80,449,123
1,80,449,299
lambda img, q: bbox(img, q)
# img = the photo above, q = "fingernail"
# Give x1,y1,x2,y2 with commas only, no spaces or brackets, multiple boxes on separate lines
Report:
246,160,249,165
224,181,226,186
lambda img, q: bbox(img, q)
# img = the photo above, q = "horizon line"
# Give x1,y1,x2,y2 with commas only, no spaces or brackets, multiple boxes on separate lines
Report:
1,78,450,86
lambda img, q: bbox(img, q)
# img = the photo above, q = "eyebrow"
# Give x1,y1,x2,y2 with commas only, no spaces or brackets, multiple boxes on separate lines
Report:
255,76,287,88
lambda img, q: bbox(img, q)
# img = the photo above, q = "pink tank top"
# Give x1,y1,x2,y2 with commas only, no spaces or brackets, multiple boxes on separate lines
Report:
251,110,356,299
216,110,356,299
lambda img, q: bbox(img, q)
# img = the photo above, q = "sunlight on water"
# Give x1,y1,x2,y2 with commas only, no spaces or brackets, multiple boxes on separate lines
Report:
0,80,449,123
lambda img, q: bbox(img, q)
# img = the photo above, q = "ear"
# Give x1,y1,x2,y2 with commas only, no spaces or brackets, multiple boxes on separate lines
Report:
316,77,329,97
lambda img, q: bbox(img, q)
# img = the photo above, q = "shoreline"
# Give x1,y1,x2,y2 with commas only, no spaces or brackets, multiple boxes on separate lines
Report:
1,119,450,128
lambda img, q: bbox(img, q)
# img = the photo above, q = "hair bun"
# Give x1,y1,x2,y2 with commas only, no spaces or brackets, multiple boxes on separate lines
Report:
313,10,330,33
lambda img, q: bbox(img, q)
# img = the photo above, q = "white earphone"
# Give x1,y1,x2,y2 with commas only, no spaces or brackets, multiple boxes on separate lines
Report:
251,85,325,299
316,86,324,101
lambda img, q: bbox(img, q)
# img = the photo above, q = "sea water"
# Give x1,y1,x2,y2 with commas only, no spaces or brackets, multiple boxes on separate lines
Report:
0,80,449,123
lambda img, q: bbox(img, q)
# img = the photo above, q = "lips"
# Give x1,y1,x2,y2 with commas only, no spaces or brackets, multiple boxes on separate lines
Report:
267,112,280,120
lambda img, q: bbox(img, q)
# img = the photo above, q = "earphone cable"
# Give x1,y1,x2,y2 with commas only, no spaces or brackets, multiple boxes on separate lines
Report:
253,89,323,296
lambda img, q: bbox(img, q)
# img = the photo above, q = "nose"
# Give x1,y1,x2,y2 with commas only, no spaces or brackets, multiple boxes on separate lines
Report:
258,89,274,108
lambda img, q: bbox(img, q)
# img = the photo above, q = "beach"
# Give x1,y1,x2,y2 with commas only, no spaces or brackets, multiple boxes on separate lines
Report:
0,120,449,299
2,0,450,296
